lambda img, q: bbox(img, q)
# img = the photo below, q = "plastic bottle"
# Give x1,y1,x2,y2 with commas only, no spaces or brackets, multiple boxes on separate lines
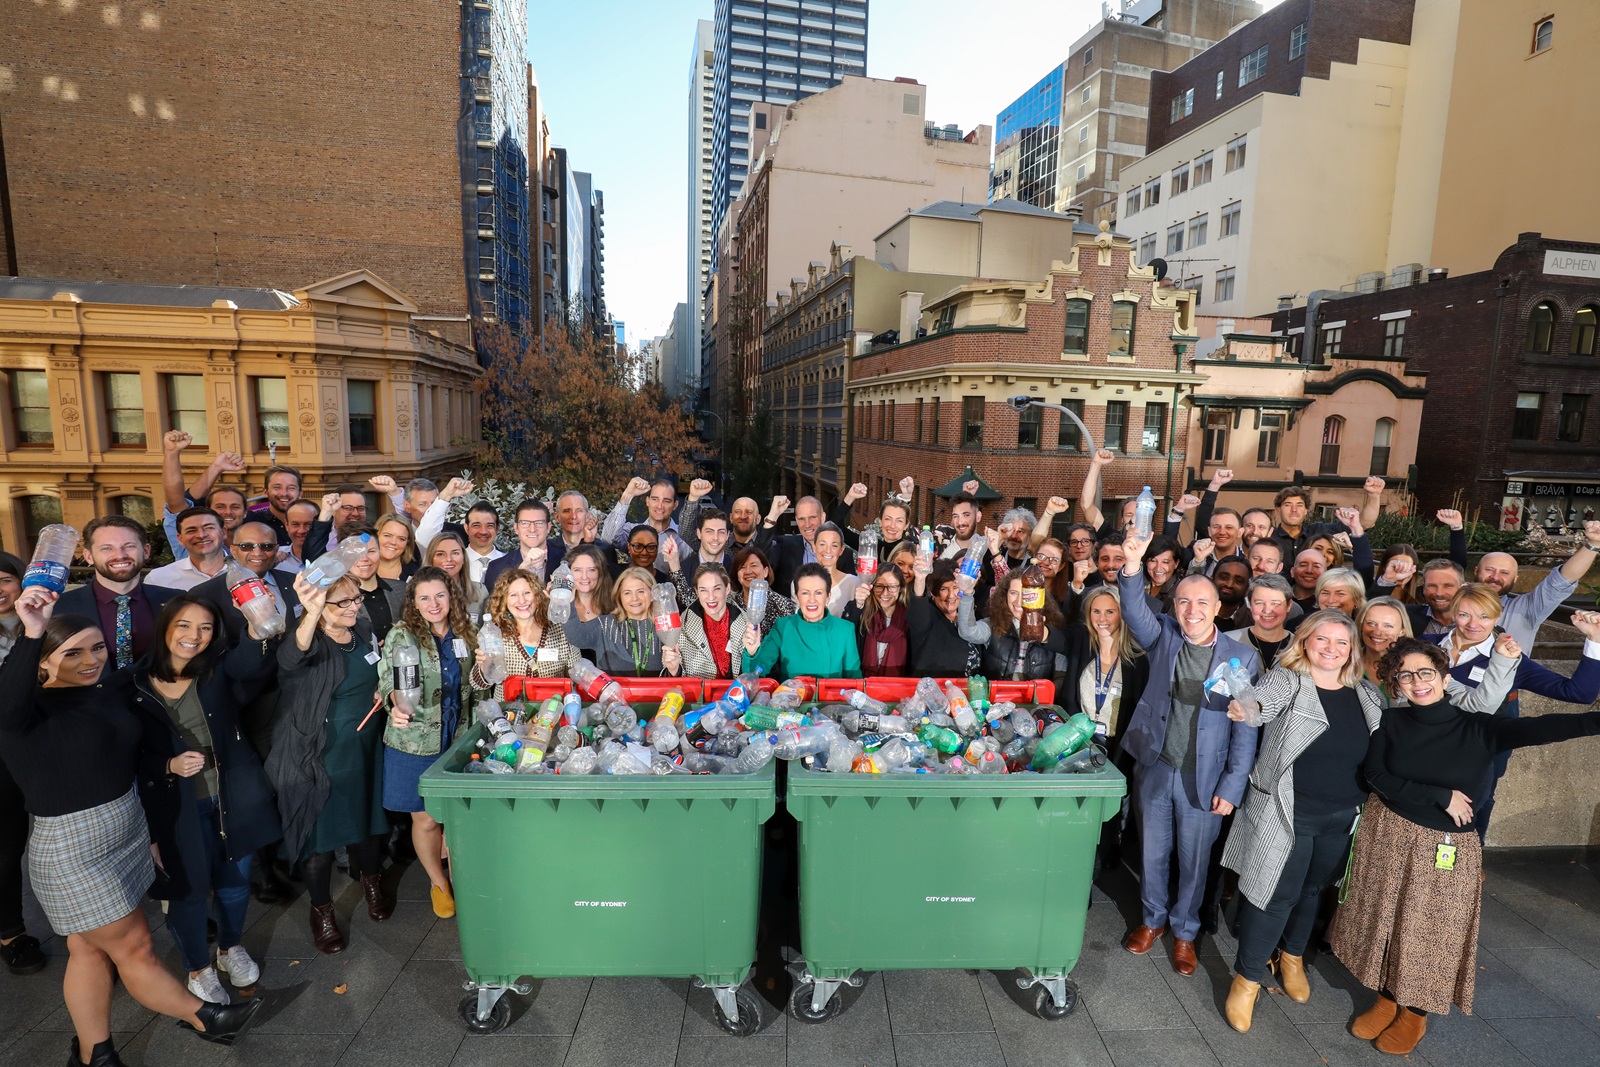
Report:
841,689,890,715
561,691,583,727
1010,708,1039,740
944,682,979,735
225,560,286,638
546,562,576,624
914,676,950,715
571,657,625,704
647,689,686,753
465,753,488,774
474,700,515,744
22,524,80,594
768,678,812,708
604,704,640,738
561,747,598,775
301,533,373,590
477,619,508,685
731,734,774,774
955,538,986,594
740,704,809,731
916,721,965,755
840,708,914,736
1132,486,1156,539
1019,565,1047,643
1029,712,1097,770
520,698,564,762
745,578,770,627
1219,657,1263,726
770,723,842,761
649,584,682,649
966,674,989,708
856,527,879,579
976,750,1008,774
389,640,422,716
916,526,936,573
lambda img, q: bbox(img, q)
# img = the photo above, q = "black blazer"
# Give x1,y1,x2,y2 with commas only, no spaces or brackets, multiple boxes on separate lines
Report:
770,533,856,597
1058,626,1152,729
483,539,568,593
57,578,182,624
189,568,303,648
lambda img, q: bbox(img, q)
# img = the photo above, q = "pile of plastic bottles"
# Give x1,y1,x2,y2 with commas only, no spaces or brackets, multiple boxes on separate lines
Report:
459,661,1105,777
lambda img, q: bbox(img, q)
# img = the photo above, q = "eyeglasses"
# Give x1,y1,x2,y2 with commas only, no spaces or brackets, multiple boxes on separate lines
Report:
234,542,276,552
1393,668,1441,684
327,596,362,610
1035,554,1063,565
629,543,656,552
516,519,550,529
337,504,366,513
1068,537,1094,546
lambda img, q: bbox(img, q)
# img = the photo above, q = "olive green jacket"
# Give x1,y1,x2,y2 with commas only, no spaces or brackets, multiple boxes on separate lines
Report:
379,626,489,757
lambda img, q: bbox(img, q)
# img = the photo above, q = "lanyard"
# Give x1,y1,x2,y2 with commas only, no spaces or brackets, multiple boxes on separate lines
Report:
1093,656,1118,712
626,620,655,675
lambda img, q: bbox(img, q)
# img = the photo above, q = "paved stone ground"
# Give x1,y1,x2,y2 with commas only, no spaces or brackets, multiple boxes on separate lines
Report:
2,851,1597,1067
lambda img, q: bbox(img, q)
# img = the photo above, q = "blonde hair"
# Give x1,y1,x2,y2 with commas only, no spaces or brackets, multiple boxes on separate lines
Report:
374,513,417,564
1314,567,1368,615
1078,585,1145,662
1279,609,1365,687
1357,596,1414,645
610,566,657,623
1449,582,1503,621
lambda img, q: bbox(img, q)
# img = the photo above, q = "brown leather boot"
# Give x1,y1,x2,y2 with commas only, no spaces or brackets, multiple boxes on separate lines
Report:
1350,994,1398,1040
1225,974,1260,1033
361,873,392,923
1273,951,1310,1003
309,902,345,955
1374,1008,1427,1054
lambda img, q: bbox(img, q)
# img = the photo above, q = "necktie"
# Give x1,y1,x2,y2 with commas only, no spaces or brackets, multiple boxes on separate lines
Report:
114,594,133,669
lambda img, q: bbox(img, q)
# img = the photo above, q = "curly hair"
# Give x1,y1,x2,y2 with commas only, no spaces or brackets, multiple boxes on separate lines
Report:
398,565,477,653
485,566,550,637
986,571,1064,639
1376,636,1449,689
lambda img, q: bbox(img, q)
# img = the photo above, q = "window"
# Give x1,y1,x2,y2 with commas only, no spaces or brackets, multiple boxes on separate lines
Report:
114,494,155,527
915,398,924,443
1083,46,1092,65
1572,306,1597,356
1321,325,1343,356
1533,17,1553,53
19,495,62,551
1319,415,1344,474
1371,418,1394,475
1225,136,1248,173
1221,200,1242,237
1289,22,1308,60
1192,152,1213,186
1139,233,1157,263
1558,394,1587,442
164,374,207,445
1143,179,1160,208
347,380,377,450
930,396,940,444
754,111,767,129
1214,267,1236,302
1257,412,1283,465
1104,401,1128,452
962,395,984,448
1166,223,1185,255
1063,298,1090,354
1125,190,1140,217
1187,214,1208,248
1170,165,1189,197
254,377,289,452
1079,125,1089,143
1382,317,1406,358
1109,301,1136,357
1203,410,1230,463
101,372,145,447
1170,88,1193,123
1075,163,1086,182
1216,70,1224,99
1057,397,1085,451
1142,403,1167,452
1017,403,1041,449
886,399,896,442
1081,86,1091,104
1238,45,1268,87
1181,275,1203,296
10,371,51,446
1527,300,1556,353
1513,392,1543,439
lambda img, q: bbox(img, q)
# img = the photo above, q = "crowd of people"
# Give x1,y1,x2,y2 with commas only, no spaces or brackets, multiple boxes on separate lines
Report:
2,434,1600,1064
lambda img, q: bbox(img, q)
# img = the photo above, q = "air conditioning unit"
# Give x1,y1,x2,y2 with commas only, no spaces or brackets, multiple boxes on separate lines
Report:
1356,271,1385,294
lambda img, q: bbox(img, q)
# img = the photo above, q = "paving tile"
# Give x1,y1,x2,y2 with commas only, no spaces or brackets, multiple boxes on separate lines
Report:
0,1029,147,1067
247,950,402,1036
499,977,594,1037
1294,1021,1407,1067
1486,947,1600,1033
412,917,463,962
1411,1011,1536,1067
0,966,69,1044
1100,1027,1222,1067
33,980,158,1034
336,960,468,1067
1261,951,1369,1025
881,969,994,1034
976,969,1114,1067
893,1031,1007,1067
220,1032,353,1066
447,1035,570,1067
681,982,786,1039
1154,955,1324,1067
562,977,686,1067
1469,950,1569,1019
1076,946,1192,1031
1487,1016,1600,1067
786,971,896,1067
675,1033,787,1067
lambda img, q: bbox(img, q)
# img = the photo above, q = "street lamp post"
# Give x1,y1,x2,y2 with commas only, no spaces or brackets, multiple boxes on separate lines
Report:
697,408,727,501
1008,396,1101,521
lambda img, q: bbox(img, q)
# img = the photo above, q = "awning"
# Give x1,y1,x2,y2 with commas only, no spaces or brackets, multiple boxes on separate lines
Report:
933,466,1003,501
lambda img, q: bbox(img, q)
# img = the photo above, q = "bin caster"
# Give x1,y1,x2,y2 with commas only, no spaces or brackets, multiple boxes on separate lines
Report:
787,979,843,1023
1015,972,1078,1020
711,985,764,1037
458,989,513,1034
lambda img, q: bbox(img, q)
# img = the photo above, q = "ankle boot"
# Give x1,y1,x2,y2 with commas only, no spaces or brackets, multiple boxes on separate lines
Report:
361,873,392,923
67,1037,127,1066
309,902,345,954
1224,974,1260,1033
178,997,265,1046
1351,994,1399,1040
1274,951,1310,1003
1375,1008,1427,1054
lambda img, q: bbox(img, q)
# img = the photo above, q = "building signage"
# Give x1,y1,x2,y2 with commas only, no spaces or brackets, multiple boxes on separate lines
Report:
1506,481,1600,498
1543,250,1600,280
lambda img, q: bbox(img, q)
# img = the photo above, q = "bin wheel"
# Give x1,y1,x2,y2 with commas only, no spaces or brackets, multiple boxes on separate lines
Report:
1031,981,1077,1020
713,986,764,1037
458,992,512,1034
788,980,843,1023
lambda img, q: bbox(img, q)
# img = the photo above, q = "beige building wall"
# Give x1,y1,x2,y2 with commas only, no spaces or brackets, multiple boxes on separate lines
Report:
1381,0,1461,271
874,215,982,276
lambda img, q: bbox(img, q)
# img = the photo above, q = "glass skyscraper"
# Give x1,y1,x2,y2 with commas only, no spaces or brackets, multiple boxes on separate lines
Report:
992,65,1065,210
460,0,530,334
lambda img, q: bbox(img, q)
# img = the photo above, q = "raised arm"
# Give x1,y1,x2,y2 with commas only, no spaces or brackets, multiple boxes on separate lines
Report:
1509,612,1600,705
601,477,650,546
0,589,54,735
1116,530,1165,649
1446,635,1520,714
1031,496,1068,552
955,592,993,645
1435,510,1469,569
1358,476,1384,531
1559,520,1600,583
161,430,194,515
1079,449,1112,530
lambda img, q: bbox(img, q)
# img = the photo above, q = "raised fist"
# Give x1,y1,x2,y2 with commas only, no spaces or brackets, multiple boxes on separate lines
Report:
1092,448,1115,466
1175,493,1202,513
1192,538,1215,561
898,476,915,499
368,475,398,495
214,451,246,472
1382,555,1416,584
962,479,980,495
1046,495,1069,514
767,495,791,521
1363,476,1386,495
163,430,193,454
688,478,714,501
845,482,868,505
443,477,474,500
1072,559,1093,585
1493,633,1523,659
624,476,650,500
1209,468,1234,488
1435,509,1463,531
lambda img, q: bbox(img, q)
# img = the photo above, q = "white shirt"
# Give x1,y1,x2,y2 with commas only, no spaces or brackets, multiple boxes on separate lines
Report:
145,555,229,592
467,547,505,585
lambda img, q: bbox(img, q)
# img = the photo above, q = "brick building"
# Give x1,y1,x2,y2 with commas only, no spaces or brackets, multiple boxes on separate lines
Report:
846,223,1202,531
1272,233,1600,525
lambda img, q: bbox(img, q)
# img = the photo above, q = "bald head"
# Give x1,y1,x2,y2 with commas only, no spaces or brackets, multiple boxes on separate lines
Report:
729,496,761,538
1476,551,1518,596
795,496,824,542
1172,574,1221,643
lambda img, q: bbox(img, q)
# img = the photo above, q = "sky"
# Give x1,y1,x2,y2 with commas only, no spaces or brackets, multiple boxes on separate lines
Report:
530,0,1283,347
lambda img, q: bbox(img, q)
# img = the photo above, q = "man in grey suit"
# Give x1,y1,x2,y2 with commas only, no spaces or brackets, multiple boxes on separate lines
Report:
1116,529,1260,978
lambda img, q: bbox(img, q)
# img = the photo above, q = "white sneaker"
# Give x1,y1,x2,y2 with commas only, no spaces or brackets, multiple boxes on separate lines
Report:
215,944,261,987
187,966,231,1004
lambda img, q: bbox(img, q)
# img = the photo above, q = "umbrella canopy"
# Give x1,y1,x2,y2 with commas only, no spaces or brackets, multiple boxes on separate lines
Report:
932,466,1002,501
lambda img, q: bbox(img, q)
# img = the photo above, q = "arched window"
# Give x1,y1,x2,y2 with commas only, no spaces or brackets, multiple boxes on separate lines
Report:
1063,298,1090,354
1571,305,1597,356
1370,418,1394,476
1527,300,1557,354
1319,415,1344,475
1533,17,1554,53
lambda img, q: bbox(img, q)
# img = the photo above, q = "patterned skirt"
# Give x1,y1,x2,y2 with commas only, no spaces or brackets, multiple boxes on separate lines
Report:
28,787,155,936
1329,795,1481,1016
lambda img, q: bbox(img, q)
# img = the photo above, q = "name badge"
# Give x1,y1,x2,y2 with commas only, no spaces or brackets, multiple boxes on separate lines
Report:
1468,665,1486,684
364,649,381,666
292,604,304,618
453,638,469,659
537,646,559,663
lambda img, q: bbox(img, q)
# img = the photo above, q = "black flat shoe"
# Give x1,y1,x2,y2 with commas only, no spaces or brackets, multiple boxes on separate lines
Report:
2,933,47,975
67,1037,126,1066
179,996,265,1046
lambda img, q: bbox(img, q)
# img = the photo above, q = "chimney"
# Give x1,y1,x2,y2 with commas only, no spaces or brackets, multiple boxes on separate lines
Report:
1064,204,1085,222
899,291,924,341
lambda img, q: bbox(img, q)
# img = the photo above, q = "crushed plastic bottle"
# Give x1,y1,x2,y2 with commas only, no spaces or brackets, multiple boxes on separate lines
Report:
546,562,576,624
650,584,682,648
22,524,79,593
302,533,372,590
477,619,508,685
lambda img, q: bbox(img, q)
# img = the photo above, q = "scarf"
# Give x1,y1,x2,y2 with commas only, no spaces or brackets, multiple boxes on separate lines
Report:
860,607,909,676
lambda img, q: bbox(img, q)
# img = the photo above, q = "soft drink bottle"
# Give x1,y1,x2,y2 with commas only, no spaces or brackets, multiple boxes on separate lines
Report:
914,676,949,715
1030,712,1097,769
546,562,576,624
1132,486,1156,539
571,657,625,704
649,584,682,648
745,578,770,627
1019,565,1047,643
465,753,488,774
389,639,422,716
225,560,286,638
916,721,965,755
302,533,373,589
741,704,809,731
647,689,686,753
856,527,879,579
967,675,989,707
841,708,914,735
944,682,979,735
955,538,986,594
841,689,890,715
768,678,812,708
916,526,936,573
22,524,79,593
605,704,640,737
976,750,1008,774
561,691,583,727
474,700,515,743
477,618,508,685
521,698,564,762
771,723,842,760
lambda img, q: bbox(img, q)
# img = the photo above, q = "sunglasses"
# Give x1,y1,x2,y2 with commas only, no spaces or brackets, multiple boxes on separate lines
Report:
234,542,277,552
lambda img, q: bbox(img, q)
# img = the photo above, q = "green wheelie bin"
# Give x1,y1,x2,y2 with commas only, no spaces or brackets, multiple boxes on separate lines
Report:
418,708,776,1036
784,747,1126,1022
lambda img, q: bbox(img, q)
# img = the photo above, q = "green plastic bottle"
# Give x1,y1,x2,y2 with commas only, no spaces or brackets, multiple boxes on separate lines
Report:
741,705,809,731
916,721,965,755
967,675,989,708
1029,712,1096,770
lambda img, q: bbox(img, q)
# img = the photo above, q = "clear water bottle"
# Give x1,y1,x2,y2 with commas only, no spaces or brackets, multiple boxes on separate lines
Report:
546,562,576,625
856,527,879,579
916,526,936,573
225,560,286,638
841,708,914,736
914,676,949,715
745,578,769,628
841,689,890,715
571,657,624,704
1219,657,1262,726
561,747,598,775
477,619,508,685
561,691,583,727
650,584,682,649
302,533,373,589
944,682,979,735
22,524,80,594
389,640,422,716
956,538,986,594
1133,486,1156,539
731,735,774,774
474,699,515,744
770,723,842,760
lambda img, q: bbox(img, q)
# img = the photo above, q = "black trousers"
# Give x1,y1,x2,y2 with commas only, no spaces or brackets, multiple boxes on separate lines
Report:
0,761,31,941
1233,804,1358,983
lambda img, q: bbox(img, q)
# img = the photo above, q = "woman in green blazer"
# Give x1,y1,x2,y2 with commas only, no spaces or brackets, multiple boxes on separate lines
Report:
741,563,862,679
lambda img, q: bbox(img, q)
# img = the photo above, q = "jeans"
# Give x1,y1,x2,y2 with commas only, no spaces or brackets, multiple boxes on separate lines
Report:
1233,804,1358,982
167,796,253,973
0,761,29,941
